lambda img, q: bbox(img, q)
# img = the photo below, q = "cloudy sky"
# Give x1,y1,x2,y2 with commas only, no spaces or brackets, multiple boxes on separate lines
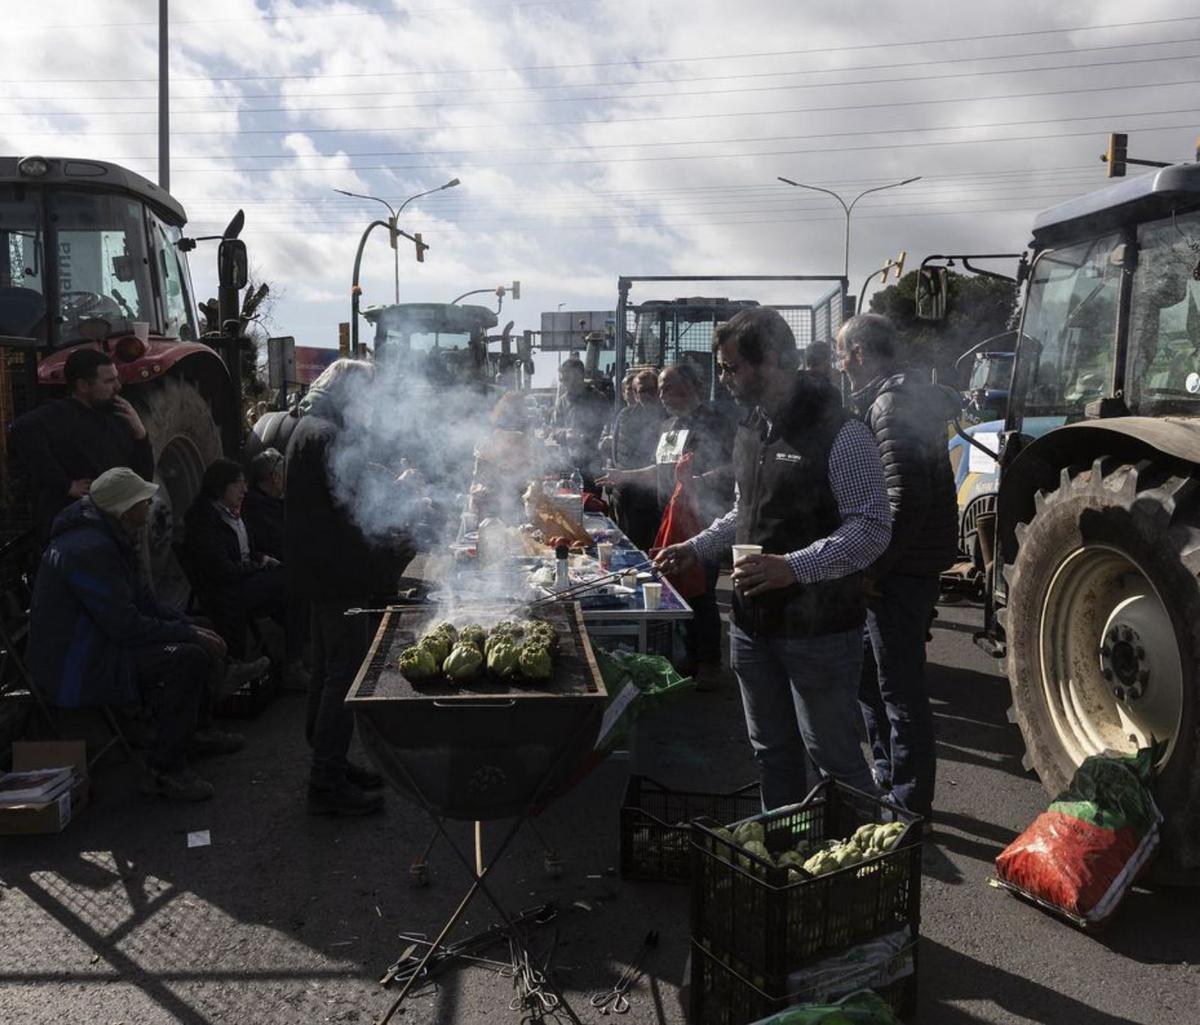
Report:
5,0,1199,367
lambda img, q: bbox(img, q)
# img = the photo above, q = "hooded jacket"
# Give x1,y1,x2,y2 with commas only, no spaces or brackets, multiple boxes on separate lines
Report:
284,394,413,604
27,499,195,708
852,371,959,579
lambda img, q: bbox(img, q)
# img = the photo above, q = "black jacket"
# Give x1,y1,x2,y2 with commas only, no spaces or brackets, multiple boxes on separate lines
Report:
285,411,413,604
554,386,609,479
182,498,259,594
654,404,736,524
242,487,285,563
853,372,959,579
10,397,155,543
28,499,195,708
732,373,865,638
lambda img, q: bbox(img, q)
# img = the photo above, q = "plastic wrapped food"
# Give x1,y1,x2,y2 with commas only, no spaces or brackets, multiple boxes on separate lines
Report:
994,743,1163,928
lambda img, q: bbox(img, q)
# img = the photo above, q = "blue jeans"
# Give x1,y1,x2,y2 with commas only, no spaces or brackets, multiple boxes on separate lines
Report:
730,624,877,811
859,574,939,818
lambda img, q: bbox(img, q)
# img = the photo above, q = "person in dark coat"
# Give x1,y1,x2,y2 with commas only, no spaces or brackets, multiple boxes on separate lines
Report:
600,362,735,684
286,359,419,816
839,313,960,819
27,468,237,802
242,448,286,562
550,358,609,487
607,369,665,551
182,458,283,668
10,349,155,544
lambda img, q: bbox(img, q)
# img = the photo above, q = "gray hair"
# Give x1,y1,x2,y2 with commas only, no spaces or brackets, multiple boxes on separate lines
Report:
838,314,898,362
248,447,285,486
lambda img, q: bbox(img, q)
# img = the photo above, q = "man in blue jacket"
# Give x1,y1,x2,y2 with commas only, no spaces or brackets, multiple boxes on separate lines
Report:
28,467,235,802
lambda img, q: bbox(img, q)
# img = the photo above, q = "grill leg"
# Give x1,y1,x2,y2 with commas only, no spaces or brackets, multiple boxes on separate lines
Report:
409,824,440,887
526,817,563,879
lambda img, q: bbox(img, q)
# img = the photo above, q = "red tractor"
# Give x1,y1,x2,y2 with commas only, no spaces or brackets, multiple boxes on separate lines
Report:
0,155,252,601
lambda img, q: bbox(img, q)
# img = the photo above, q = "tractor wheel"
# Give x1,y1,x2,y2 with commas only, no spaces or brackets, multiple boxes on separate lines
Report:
1005,457,1200,871
134,377,223,607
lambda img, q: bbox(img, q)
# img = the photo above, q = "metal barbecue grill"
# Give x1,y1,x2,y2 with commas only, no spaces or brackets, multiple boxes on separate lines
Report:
347,600,607,820
346,600,609,1023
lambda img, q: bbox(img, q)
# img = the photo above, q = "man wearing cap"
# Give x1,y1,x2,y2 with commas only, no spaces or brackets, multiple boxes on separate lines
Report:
28,467,237,802
10,349,155,544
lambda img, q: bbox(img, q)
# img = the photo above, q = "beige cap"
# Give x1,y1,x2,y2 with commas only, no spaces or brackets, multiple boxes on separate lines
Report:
90,467,158,517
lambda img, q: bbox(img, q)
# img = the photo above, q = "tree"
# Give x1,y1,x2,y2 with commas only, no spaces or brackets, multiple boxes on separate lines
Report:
868,268,1019,384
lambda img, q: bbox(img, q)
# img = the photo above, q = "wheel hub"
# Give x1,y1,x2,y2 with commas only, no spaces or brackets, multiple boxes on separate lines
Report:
1039,546,1183,764
1100,623,1150,700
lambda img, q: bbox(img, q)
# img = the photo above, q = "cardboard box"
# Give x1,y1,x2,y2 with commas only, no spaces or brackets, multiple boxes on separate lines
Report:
0,740,89,835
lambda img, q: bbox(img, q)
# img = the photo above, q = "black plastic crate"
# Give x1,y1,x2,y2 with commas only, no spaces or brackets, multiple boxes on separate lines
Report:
620,775,761,882
689,939,915,1025
691,781,922,978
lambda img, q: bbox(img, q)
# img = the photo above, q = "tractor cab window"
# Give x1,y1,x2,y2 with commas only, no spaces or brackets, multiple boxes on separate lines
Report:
1013,232,1121,420
50,191,153,346
0,187,47,343
1128,209,1200,415
149,212,198,341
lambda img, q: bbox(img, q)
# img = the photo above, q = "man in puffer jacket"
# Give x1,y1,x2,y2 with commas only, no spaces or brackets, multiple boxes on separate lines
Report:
838,314,959,820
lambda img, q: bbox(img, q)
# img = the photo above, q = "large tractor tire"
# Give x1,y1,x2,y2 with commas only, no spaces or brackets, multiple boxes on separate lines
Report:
134,377,223,608
1004,456,1200,871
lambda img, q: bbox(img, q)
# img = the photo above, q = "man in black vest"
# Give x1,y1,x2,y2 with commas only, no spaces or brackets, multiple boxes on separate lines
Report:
839,314,959,819
654,309,891,810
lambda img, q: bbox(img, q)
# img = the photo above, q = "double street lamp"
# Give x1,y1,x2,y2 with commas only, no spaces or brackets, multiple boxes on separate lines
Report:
777,175,921,282
335,177,461,304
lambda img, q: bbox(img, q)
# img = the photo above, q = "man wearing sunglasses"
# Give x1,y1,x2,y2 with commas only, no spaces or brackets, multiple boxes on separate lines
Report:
653,308,890,809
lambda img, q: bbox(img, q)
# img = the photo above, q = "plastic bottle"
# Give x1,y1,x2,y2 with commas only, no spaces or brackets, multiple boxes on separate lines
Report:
554,544,570,590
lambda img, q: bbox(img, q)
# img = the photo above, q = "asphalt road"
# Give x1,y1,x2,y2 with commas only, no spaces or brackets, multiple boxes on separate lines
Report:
2,595,1197,1024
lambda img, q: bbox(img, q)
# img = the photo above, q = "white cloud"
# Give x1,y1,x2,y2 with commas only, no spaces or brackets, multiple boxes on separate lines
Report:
3,0,1199,362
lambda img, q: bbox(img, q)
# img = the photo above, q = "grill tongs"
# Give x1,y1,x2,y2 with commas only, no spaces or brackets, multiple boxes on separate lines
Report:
344,559,653,618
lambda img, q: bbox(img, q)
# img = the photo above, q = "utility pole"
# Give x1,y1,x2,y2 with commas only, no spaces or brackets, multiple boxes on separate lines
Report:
158,0,169,191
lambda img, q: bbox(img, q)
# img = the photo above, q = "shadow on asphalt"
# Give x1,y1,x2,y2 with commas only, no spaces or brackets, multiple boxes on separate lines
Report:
919,938,1145,1024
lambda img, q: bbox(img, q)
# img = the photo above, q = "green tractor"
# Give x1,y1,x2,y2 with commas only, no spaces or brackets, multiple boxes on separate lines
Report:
926,155,1200,873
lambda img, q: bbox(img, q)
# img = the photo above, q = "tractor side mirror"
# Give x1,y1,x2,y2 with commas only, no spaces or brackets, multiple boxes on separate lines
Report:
218,239,248,290
916,266,948,321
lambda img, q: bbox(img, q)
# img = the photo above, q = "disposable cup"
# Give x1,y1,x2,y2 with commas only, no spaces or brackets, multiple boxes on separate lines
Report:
131,321,150,344
731,544,763,565
620,571,638,590
642,582,663,610
596,542,613,568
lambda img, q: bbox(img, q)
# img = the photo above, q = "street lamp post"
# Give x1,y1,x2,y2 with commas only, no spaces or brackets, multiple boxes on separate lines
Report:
777,175,921,281
334,177,460,303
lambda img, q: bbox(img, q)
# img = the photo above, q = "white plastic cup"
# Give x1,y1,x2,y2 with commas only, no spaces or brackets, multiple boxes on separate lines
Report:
731,544,763,565
131,321,150,344
642,582,663,610
596,542,613,568
621,571,638,590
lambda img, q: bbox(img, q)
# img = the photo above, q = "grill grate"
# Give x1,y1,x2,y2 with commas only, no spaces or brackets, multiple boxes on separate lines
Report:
351,603,600,701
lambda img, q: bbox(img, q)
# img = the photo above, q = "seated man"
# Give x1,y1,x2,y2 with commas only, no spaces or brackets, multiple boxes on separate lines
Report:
242,448,285,563
242,447,308,688
27,467,240,802
183,458,284,671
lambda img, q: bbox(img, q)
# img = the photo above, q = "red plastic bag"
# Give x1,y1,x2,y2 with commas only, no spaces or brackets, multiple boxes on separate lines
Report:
652,452,706,598
993,743,1162,928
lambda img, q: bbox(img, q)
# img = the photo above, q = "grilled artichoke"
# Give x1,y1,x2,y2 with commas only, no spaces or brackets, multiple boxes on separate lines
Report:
443,643,484,682
518,642,552,682
487,639,520,678
459,624,487,651
398,644,439,681
419,632,451,664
